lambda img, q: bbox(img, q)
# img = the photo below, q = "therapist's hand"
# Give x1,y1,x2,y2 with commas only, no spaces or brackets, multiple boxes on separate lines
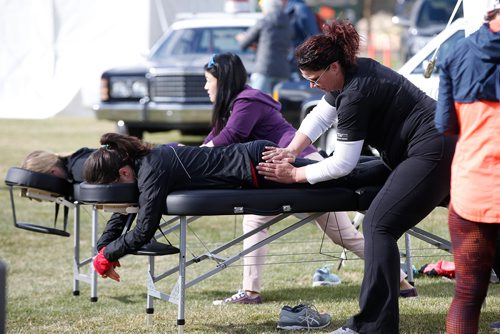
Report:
257,160,298,184
262,146,296,163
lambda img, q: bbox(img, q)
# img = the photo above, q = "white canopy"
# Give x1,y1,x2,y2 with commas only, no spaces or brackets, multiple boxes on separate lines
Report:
0,0,241,119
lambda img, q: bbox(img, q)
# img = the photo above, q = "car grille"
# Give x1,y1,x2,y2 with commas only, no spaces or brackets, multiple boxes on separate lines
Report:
149,75,210,103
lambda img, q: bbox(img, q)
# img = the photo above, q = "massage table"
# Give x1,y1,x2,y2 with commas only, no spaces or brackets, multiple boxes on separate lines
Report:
4,168,177,302
5,167,451,334
78,182,451,334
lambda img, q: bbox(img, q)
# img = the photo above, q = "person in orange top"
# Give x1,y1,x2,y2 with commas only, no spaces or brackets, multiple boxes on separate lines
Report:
435,2,500,333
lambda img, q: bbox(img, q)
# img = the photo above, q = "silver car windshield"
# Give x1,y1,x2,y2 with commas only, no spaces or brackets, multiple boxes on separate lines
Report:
150,27,255,59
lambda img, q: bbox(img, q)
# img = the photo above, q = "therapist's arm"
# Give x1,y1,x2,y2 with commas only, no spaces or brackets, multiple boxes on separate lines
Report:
286,131,313,156
287,95,339,156
262,97,338,161
258,140,364,184
305,140,364,184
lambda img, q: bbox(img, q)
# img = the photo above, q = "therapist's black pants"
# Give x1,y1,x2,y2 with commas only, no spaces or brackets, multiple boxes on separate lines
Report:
346,134,456,334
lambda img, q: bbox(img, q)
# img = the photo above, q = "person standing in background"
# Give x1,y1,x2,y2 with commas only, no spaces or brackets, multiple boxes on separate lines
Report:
285,0,320,76
434,2,500,333
236,0,292,95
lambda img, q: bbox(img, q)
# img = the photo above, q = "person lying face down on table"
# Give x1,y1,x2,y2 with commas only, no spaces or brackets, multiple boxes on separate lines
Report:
83,132,390,282
21,147,179,262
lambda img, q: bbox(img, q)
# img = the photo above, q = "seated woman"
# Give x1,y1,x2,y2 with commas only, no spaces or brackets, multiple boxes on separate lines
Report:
84,132,389,282
201,52,415,304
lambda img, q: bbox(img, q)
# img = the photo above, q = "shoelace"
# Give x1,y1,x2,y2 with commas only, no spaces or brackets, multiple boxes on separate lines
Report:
226,290,246,302
298,304,322,330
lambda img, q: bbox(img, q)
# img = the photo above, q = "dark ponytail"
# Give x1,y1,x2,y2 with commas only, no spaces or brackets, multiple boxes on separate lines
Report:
84,133,154,184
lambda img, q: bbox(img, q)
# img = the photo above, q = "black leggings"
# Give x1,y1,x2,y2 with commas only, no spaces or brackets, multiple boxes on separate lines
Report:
346,134,456,334
446,206,499,334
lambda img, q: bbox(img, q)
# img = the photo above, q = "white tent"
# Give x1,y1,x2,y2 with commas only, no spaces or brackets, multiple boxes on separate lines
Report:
0,0,252,119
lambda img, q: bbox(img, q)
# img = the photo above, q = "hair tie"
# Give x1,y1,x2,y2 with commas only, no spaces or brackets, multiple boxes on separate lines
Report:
101,144,111,149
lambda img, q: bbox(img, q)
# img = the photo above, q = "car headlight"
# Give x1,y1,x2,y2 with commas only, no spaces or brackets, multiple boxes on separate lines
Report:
131,80,148,97
109,77,148,98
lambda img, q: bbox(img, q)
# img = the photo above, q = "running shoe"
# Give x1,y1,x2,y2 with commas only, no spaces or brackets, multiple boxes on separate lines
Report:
312,266,341,287
277,303,331,330
212,290,262,305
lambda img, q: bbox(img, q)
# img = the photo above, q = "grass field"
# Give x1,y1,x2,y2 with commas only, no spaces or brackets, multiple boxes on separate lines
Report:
0,118,498,333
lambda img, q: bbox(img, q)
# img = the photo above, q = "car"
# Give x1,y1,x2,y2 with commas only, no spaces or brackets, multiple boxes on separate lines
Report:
93,12,263,138
398,17,466,99
275,17,467,155
395,0,463,61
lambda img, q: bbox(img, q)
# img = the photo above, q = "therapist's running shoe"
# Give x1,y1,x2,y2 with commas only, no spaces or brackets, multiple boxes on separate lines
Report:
277,304,331,330
329,327,359,334
212,290,262,305
312,266,341,287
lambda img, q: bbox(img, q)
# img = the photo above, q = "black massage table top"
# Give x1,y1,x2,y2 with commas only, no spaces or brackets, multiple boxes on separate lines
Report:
77,184,379,215
165,186,380,216
76,182,139,204
4,167,139,204
5,167,72,197
165,188,358,216
5,167,381,215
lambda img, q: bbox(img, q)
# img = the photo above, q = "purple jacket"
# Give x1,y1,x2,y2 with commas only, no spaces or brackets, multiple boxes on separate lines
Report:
204,85,317,158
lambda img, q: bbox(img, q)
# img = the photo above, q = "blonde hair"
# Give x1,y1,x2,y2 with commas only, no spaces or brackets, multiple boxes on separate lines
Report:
21,150,63,174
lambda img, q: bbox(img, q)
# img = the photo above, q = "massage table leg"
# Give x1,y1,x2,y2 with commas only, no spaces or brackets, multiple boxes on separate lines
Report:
146,255,155,325
90,206,99,302
177,215,187,334
404,232,414,285
73,204,81,296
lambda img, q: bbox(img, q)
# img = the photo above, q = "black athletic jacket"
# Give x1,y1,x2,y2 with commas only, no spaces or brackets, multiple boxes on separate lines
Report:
103,141,269,261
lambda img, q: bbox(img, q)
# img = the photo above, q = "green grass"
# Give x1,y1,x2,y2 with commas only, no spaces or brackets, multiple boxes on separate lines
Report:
0,118,499,333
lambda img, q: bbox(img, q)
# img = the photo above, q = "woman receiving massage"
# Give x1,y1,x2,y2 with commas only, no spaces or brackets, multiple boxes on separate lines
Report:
82,132,389,282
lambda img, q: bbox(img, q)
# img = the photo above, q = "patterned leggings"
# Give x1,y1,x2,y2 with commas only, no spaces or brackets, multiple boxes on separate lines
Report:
446,205,499,334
